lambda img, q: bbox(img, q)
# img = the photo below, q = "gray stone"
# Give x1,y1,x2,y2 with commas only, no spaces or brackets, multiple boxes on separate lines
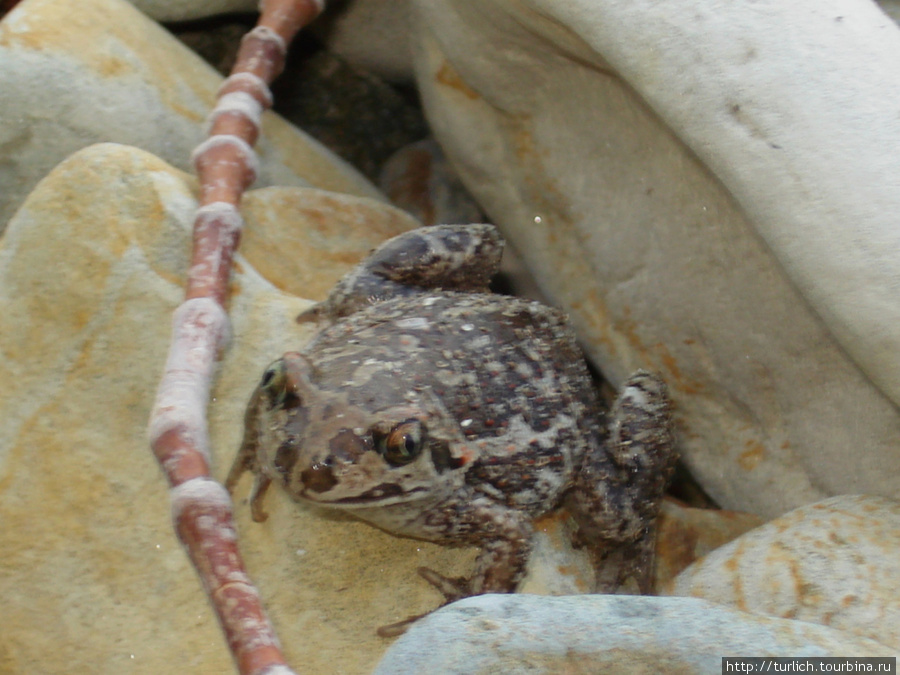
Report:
0,0,382,233
375,594,899,674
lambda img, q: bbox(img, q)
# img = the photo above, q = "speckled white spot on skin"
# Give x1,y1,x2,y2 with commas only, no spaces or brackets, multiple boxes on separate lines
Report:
395,317,430,330
468,335,492,350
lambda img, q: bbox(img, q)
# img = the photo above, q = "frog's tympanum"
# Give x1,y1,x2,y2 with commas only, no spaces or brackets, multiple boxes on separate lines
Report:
227,224,676,634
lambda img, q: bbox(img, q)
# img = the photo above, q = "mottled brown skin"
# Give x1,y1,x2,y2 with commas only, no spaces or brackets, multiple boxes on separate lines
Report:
227,224,676,634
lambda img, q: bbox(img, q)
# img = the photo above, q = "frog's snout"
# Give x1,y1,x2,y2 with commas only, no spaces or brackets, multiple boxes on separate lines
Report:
301,461,338,494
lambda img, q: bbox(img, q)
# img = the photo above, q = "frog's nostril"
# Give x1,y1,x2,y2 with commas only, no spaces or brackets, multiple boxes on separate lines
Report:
301,462,338,493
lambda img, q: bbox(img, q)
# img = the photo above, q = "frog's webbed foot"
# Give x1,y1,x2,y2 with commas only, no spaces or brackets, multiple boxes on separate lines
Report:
310,224,504,321
372,569,463,638
376,508,533,636
366,224,503,292
374,561,514,638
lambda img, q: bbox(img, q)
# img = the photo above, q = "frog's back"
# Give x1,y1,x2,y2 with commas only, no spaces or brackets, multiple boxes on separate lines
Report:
307,292,603,512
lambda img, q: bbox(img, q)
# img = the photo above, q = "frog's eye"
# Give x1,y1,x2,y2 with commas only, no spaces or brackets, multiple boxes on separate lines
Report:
375,419,425,467
260,360,301,410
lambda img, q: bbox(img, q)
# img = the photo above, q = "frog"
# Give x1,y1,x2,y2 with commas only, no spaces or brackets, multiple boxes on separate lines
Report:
226,223,676,635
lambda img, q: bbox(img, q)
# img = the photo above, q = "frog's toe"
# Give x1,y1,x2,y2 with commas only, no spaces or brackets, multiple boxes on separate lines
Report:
295,302,324,324
417,566,471,602
376,612,428,638
247,473,272,523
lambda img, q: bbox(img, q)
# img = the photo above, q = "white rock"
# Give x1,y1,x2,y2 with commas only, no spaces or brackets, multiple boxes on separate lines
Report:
312,0,414,84
669,495,900,650
409,0,900,517
375,594,899,674
0,0,382,232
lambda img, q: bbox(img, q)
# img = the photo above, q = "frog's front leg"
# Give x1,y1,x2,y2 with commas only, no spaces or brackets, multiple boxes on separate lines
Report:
419,520,534,601
378,497,533,637
225,378,274,522
302,224,504,322
565,371,676,594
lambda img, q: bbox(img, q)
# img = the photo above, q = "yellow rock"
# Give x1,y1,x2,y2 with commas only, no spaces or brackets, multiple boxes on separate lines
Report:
0,142,454,674
669,495,900,650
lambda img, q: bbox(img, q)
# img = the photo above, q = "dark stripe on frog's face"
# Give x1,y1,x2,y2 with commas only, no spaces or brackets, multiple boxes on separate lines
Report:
332,483,429,504
273,439,299,481
300,460,339,494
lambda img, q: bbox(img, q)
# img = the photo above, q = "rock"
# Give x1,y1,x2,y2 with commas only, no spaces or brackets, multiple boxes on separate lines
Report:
379,138,484,227
125,0,255,22
668,495,900,650
127,0,415,83
172,15,253,76
523,499,768,597
239,185,423,301
269,48,428,182
374,594,899,674
654,500,765,590
882,1,900,25
172,15,428,184
409,0,900,517
0,142,428,673
311,0,414,84
0,0,382,233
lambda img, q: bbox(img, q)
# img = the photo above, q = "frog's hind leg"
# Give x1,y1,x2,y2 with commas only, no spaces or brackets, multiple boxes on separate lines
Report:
565,371,676,594
302,224,504,322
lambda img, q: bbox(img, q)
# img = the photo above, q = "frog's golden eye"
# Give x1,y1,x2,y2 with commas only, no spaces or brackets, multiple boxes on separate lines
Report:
260,360,300,410
375,419,425,467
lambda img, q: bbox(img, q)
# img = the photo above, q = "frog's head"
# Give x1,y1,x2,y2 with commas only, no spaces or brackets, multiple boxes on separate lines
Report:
246,352,472,518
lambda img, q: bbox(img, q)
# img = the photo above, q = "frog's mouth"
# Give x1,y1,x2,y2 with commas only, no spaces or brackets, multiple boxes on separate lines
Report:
298,460,430,504
329,483,430,504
